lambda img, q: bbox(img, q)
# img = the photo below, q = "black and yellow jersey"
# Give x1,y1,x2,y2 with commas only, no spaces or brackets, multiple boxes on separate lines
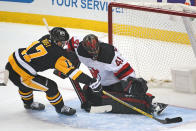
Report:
8,34,86,81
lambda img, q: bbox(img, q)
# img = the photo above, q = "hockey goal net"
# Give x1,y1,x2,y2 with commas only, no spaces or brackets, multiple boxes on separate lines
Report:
108,2,196,87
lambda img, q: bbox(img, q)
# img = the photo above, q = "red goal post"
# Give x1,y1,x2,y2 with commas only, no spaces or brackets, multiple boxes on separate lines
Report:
108,2,196,87
108,2,196,44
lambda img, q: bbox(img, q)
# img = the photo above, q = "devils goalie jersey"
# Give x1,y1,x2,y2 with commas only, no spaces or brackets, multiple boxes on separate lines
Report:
67,36,136,86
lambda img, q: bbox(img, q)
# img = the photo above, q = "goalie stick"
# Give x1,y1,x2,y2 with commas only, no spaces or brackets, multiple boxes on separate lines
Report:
69,78,87,104
102,90,182,124
69,78,112,113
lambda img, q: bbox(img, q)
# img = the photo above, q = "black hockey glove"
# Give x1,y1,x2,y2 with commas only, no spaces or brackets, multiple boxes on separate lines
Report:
89,78,103,95
53,69,68,79
123,77,148,96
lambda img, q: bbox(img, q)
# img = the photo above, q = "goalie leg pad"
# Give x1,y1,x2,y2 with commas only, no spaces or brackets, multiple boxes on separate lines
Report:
102,92,154,114
83,85,102,106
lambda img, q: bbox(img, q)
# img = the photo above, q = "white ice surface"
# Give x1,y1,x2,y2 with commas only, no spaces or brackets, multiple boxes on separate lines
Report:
0,22,196,131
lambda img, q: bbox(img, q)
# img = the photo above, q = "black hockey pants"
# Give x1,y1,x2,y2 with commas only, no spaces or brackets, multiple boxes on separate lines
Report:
5,62,64,111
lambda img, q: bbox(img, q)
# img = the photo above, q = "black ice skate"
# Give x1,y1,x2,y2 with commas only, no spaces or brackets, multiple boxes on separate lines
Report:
58,105,76,116
153,102,168,115
24,102,45,111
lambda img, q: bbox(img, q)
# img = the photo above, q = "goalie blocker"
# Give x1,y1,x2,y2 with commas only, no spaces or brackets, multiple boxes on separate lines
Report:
54,69,154,114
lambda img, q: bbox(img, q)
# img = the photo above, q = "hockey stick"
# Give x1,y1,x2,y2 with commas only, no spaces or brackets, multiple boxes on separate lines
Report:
43,18,50,33
0,70,9,86
69,78,112,113
102,90,182,124
69,78,87,104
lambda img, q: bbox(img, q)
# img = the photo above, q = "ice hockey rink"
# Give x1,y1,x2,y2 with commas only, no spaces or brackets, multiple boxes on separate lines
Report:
0,22,196,131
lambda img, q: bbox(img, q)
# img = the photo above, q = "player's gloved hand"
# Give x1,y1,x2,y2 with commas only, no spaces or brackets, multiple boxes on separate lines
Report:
123,77,148,96
53,69,68,79
89,78,103,95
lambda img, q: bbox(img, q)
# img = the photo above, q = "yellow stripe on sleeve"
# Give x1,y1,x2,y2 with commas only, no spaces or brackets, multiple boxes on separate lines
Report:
55,56,74,74
72,70,83,80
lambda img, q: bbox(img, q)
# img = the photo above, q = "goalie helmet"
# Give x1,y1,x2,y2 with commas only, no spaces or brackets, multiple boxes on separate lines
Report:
50,27,69,47
82,34,100,60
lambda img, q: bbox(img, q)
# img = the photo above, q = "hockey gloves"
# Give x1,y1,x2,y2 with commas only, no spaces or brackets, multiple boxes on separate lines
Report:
123,77,148,96
89,78,103,94
53,69,68,79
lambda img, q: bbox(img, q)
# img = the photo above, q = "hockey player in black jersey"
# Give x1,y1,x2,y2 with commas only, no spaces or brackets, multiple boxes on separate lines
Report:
54,34,168,115
5,27,102,116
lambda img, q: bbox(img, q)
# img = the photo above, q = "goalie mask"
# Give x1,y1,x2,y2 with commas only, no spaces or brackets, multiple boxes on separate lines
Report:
50,27,69,48
82,34,100,60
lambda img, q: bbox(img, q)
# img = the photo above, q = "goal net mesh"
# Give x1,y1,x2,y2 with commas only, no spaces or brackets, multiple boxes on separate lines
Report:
108,2,196,87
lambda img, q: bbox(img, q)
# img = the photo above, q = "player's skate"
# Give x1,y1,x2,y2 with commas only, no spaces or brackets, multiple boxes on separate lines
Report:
24,102,45,111
152,102,168,115
58,105,76,115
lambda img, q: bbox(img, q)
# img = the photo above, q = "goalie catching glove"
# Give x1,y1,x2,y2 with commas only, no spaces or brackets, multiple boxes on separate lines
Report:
123,77,148,96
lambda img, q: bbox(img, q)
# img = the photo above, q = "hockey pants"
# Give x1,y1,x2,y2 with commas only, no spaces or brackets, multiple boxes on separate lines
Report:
5,62,64,112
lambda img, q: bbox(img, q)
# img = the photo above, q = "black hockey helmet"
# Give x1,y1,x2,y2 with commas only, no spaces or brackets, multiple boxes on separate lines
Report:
50,27,69,47
82,34,100,60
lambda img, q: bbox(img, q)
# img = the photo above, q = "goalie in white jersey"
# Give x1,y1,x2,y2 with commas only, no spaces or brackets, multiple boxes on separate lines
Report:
55,34,167,114
73,37,136,87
